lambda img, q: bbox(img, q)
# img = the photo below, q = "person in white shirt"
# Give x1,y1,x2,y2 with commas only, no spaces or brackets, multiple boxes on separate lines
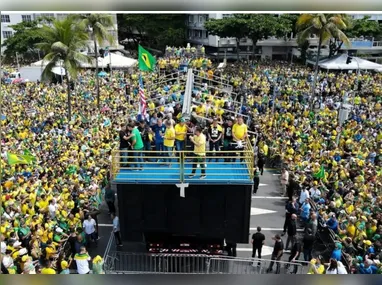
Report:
299,188,310,205
74,246,91,274
325,258,342,274
309,183,321,201
1,235,6,255
48,199,58,219
83,215,98,247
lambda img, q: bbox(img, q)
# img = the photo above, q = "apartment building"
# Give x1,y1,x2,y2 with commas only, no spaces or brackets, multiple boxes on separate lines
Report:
1,13,119,51
186,13,382,61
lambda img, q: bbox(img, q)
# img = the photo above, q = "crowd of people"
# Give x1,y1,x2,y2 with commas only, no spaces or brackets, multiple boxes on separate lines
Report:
1,52,381,274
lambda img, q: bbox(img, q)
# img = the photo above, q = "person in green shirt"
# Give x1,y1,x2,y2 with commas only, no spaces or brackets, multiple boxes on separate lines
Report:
127,123,144,170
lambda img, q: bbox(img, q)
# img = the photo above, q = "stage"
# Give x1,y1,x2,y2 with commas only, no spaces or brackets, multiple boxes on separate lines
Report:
114,160,252,185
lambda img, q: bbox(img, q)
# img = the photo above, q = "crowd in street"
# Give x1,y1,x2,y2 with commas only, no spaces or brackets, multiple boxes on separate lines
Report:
1,51,381,274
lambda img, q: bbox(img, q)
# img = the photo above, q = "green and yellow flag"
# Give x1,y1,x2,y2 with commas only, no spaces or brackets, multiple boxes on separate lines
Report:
138,45,156,72
7,152,28,166
22,149,36,164
313,165,325,179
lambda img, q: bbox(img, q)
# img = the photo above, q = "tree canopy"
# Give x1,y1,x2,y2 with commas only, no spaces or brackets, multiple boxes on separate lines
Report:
1,16,54,64
346,16,381,39
36,16,92,121
117,14,187,53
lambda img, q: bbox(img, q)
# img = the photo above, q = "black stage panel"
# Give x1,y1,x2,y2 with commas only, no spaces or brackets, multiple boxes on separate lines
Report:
116,183,251,243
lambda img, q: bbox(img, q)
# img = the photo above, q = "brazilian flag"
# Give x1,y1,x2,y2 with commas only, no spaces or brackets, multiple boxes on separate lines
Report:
7,153,28,165
22,149,36,164
138,45,156,72
313,166,325,179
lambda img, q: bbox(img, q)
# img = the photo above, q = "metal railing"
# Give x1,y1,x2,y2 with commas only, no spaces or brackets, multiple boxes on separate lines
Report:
207,257,310,274
111,143,254,183
102,231,310,274
103,251,310,274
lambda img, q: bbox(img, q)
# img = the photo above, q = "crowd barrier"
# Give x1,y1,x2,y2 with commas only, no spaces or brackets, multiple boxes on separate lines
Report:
309,199,351,273
103,232,310,274
103,252,310,274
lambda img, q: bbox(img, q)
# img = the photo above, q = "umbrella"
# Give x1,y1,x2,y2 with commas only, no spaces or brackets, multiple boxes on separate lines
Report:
51,67,66,76
12,78,24,84
98,71,107,77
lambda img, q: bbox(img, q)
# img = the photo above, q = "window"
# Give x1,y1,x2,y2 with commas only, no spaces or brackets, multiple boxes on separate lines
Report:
40,13,54,17
2,31,13,39
22,15,32,22
188,30,192,38
189,15,193,23
199,15,203,23
1,15,10,23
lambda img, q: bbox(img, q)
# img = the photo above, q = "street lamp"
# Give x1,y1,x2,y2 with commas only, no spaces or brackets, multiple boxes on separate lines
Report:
335,55,359,145
346,55,361,105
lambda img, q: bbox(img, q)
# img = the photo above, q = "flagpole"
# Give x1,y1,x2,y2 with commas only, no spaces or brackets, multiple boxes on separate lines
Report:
109,48,112,77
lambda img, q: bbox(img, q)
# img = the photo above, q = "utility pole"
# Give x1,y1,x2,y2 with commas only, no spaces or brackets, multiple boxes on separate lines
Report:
336,92,350,145
16,52,20,70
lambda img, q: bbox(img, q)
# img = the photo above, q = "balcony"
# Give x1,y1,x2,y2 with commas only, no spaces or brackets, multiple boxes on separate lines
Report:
187,37,210,45
187,22,205,29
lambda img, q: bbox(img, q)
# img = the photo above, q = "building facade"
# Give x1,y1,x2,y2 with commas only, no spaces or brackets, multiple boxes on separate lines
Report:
1,13,119,51
186,13,382,62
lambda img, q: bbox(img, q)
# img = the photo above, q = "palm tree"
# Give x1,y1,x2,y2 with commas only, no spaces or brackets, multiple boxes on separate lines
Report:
297,14,350,107
75,14,115,110
36,16,92,122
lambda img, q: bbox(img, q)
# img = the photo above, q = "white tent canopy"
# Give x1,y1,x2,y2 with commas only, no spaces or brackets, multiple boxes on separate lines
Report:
81,52,137,69
318,54,382,70
31,53,137,69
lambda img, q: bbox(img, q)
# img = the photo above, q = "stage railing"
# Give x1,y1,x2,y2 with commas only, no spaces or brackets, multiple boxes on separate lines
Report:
110,147,254,183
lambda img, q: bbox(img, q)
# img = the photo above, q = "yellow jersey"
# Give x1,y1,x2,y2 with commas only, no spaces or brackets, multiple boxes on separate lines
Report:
41,267,56,274
193,133,206,156
232,123,248,140
174,124,187,141
195,105,206,116
164,127,175,147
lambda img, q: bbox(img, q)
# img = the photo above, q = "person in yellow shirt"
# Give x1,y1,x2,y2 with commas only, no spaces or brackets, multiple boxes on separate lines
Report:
195,102,206,116
40,260,57,274
174,118,188,151
188,127,207,179
163,121,175,165
307,257,325,274
232,116,248,162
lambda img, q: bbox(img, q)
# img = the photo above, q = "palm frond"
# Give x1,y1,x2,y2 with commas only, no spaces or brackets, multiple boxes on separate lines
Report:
297,25,315,43
41,57,59,81
335,30,351,47
51,42,69,55
329,16,347,30
297,14,314,27
318,14,327,25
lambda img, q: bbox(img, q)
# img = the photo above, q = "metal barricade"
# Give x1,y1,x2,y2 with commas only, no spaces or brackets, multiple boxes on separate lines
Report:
207,257,309,274
103,251,311,274
104,252,212,274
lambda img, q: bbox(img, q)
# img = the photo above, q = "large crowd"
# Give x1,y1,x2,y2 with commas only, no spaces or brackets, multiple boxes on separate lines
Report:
1,50,381,274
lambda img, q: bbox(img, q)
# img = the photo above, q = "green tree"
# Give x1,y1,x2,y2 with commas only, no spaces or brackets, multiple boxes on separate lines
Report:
297,14,350,105
117,14,186,53
36,16,92,122
205,16,249,61
75,13,115,110
1,16,54,64
347,16,381,39
237,14,295,62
